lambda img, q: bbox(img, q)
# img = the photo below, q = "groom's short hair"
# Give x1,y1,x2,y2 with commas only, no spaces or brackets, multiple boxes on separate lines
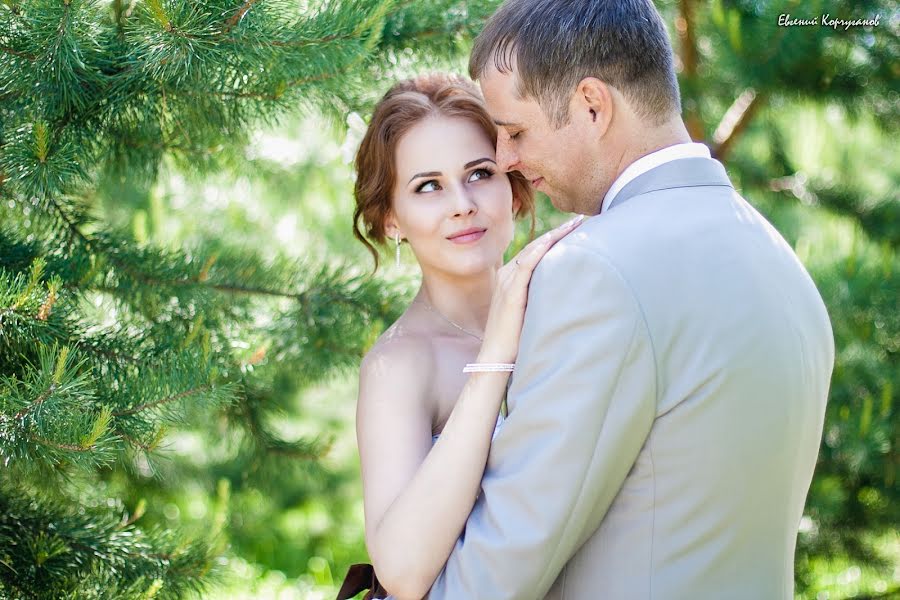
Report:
469,0,681,128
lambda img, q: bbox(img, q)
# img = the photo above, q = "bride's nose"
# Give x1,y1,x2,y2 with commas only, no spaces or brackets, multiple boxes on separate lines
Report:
449,184,477,217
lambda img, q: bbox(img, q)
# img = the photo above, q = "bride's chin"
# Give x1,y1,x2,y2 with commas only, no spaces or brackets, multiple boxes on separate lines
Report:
436,257,500,278
464,260,504,278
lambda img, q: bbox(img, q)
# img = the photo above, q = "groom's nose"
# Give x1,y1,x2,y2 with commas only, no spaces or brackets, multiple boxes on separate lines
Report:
496,135,519,172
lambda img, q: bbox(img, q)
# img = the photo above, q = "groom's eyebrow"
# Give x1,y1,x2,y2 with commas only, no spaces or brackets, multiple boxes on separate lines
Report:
493,119,521,128
407,158,496,184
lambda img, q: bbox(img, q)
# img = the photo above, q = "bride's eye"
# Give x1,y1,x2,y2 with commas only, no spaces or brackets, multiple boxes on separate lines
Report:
468,168,494,183
416,180,441,193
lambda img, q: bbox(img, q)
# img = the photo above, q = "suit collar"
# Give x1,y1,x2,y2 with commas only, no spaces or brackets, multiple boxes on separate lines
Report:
604,157,734,212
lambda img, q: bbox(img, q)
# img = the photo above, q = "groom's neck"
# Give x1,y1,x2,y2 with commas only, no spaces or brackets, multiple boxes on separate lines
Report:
584,117,695,214
620,118,694,169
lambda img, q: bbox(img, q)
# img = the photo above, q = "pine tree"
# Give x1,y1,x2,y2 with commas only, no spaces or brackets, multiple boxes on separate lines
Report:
0,0,495,597
3,0,896,598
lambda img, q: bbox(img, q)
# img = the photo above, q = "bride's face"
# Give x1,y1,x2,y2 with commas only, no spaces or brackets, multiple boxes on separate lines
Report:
386,115,518,277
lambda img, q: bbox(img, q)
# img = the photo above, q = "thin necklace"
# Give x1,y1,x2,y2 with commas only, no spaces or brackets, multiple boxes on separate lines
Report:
418,297,484,342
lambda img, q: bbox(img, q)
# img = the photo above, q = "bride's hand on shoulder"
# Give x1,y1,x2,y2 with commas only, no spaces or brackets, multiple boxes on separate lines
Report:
479,214,586,363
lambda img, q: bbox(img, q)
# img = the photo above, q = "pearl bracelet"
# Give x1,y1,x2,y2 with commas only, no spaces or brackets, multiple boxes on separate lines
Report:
463,363,516,373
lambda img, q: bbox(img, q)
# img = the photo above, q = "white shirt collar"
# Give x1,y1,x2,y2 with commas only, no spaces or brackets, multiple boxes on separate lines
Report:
600,143,712,213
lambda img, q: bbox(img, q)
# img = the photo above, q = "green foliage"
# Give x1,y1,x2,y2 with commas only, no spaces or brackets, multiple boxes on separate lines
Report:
0,482,218,600
0,0,491,597
1,0,896,598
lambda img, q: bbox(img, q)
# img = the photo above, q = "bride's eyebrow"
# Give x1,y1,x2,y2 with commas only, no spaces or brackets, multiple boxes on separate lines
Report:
408,171,440,184
465,157,496,169
407,158,496,185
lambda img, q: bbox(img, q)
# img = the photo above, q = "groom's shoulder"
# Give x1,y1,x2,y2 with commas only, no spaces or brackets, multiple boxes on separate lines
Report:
531,226,645,310
534,215,632,277
537,203,681,272
529,216,659,315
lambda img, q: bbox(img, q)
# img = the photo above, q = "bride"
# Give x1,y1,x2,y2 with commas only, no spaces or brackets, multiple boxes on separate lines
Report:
341,73,583,600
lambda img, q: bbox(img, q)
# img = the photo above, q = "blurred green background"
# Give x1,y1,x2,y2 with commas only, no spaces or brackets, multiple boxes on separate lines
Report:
0,1,896,599
164,104,900,600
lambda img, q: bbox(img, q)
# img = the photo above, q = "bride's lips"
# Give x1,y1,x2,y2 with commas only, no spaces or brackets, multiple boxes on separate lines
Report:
447,227,487,244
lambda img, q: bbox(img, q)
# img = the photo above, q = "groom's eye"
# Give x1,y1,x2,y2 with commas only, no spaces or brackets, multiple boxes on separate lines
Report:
509,131,522,140
416,180,441,193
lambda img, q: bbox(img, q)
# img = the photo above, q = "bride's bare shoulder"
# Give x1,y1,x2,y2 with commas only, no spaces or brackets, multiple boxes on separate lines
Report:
356,320,437,440
359,318,436,393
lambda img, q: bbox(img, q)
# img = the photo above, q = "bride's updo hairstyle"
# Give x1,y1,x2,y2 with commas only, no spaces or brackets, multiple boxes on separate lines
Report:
353,73,535,270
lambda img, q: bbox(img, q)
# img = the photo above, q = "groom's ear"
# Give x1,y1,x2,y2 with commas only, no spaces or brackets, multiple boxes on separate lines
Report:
575,77,613,136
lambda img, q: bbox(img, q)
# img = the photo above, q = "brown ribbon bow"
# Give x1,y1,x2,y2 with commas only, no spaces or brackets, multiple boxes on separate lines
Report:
335,563,389,600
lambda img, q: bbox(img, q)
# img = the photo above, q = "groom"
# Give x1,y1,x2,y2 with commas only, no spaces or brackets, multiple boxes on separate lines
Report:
426,1,834,598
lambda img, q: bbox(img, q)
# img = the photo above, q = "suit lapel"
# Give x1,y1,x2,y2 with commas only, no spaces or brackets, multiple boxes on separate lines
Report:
605,157,734,212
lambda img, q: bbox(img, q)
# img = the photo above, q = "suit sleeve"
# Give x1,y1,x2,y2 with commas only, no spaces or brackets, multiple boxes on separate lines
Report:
427,243,658,599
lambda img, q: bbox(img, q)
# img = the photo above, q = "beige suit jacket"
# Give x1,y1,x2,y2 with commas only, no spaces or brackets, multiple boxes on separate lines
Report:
426,157,834,599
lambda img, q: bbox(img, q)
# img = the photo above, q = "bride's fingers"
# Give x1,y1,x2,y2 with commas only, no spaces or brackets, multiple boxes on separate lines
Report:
511,214,586,273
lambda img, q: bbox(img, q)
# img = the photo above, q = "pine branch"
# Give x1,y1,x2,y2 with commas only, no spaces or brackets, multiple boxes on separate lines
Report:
711,89,765,161
111,384,212,417
675,0,704,141
28,432,95,453
0,43,33,58
1,0,490,205
0,1,22,17
114,428,157,452
30,205,381,315
37,197,286,303
112,0,139,32
212,70,341,100
0,262,237,467
0,484,218,598
0,1,493,595
237,394,331,461
0,287,144,369
676,0,698,77
13,381,56,420
223,0,260,33
0,348,119,471
47,3,74,64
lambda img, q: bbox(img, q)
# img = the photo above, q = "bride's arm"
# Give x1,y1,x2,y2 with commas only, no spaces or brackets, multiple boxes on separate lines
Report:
357,341,510,600
358,216,584,600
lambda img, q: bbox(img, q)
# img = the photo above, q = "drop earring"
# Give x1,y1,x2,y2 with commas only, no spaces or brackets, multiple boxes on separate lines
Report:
395,234,401,268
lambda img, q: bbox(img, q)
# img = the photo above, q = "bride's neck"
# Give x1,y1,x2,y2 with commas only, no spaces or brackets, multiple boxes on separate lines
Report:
416,269,496,333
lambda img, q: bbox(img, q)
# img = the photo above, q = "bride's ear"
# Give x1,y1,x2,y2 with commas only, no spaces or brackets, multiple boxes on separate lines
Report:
383,211,402,240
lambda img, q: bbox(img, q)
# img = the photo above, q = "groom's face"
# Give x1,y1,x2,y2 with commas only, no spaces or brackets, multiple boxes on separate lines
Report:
479,65,600,214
